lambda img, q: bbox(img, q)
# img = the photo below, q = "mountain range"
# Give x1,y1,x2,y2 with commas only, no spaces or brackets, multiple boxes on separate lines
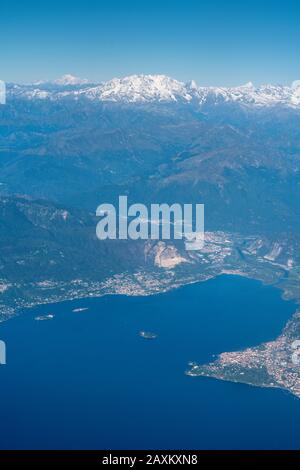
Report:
8,74,300,107
1,72,300,322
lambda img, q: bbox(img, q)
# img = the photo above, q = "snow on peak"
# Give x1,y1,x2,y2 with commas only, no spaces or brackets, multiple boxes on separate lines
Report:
87,74,194,102
292,80,300,90
186,79,198,90
53,74,89,86
239,81,255,89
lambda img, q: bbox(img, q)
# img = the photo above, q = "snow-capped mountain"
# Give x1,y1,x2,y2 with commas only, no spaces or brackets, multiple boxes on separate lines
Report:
196,82,300,107
53,74,90,86
26,74,91,87
82,74,194,102
6,74,300,108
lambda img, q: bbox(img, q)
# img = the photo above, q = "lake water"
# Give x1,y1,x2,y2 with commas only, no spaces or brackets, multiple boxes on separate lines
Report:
1,274,300,449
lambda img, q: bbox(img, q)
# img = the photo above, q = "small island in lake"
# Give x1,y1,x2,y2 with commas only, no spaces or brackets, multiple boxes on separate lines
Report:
34,314,54,321
139,331,158,340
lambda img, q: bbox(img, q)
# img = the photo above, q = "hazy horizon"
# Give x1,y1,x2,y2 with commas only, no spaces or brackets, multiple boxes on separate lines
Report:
5,72,300,89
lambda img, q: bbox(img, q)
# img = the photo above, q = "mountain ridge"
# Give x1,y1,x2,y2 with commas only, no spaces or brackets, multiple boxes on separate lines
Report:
6,73,300,108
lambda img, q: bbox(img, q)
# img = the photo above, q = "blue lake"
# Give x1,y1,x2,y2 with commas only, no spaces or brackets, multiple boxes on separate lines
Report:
0,274,300,449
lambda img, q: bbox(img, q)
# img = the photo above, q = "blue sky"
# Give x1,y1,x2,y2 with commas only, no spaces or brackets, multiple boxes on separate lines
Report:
1,0,300,86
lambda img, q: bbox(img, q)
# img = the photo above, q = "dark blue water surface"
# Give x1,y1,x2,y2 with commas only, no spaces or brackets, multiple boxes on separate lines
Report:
1,275,300,450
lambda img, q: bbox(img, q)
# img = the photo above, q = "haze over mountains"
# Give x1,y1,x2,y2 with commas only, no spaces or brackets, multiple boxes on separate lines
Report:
1,72,300,319
2,73,300,230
